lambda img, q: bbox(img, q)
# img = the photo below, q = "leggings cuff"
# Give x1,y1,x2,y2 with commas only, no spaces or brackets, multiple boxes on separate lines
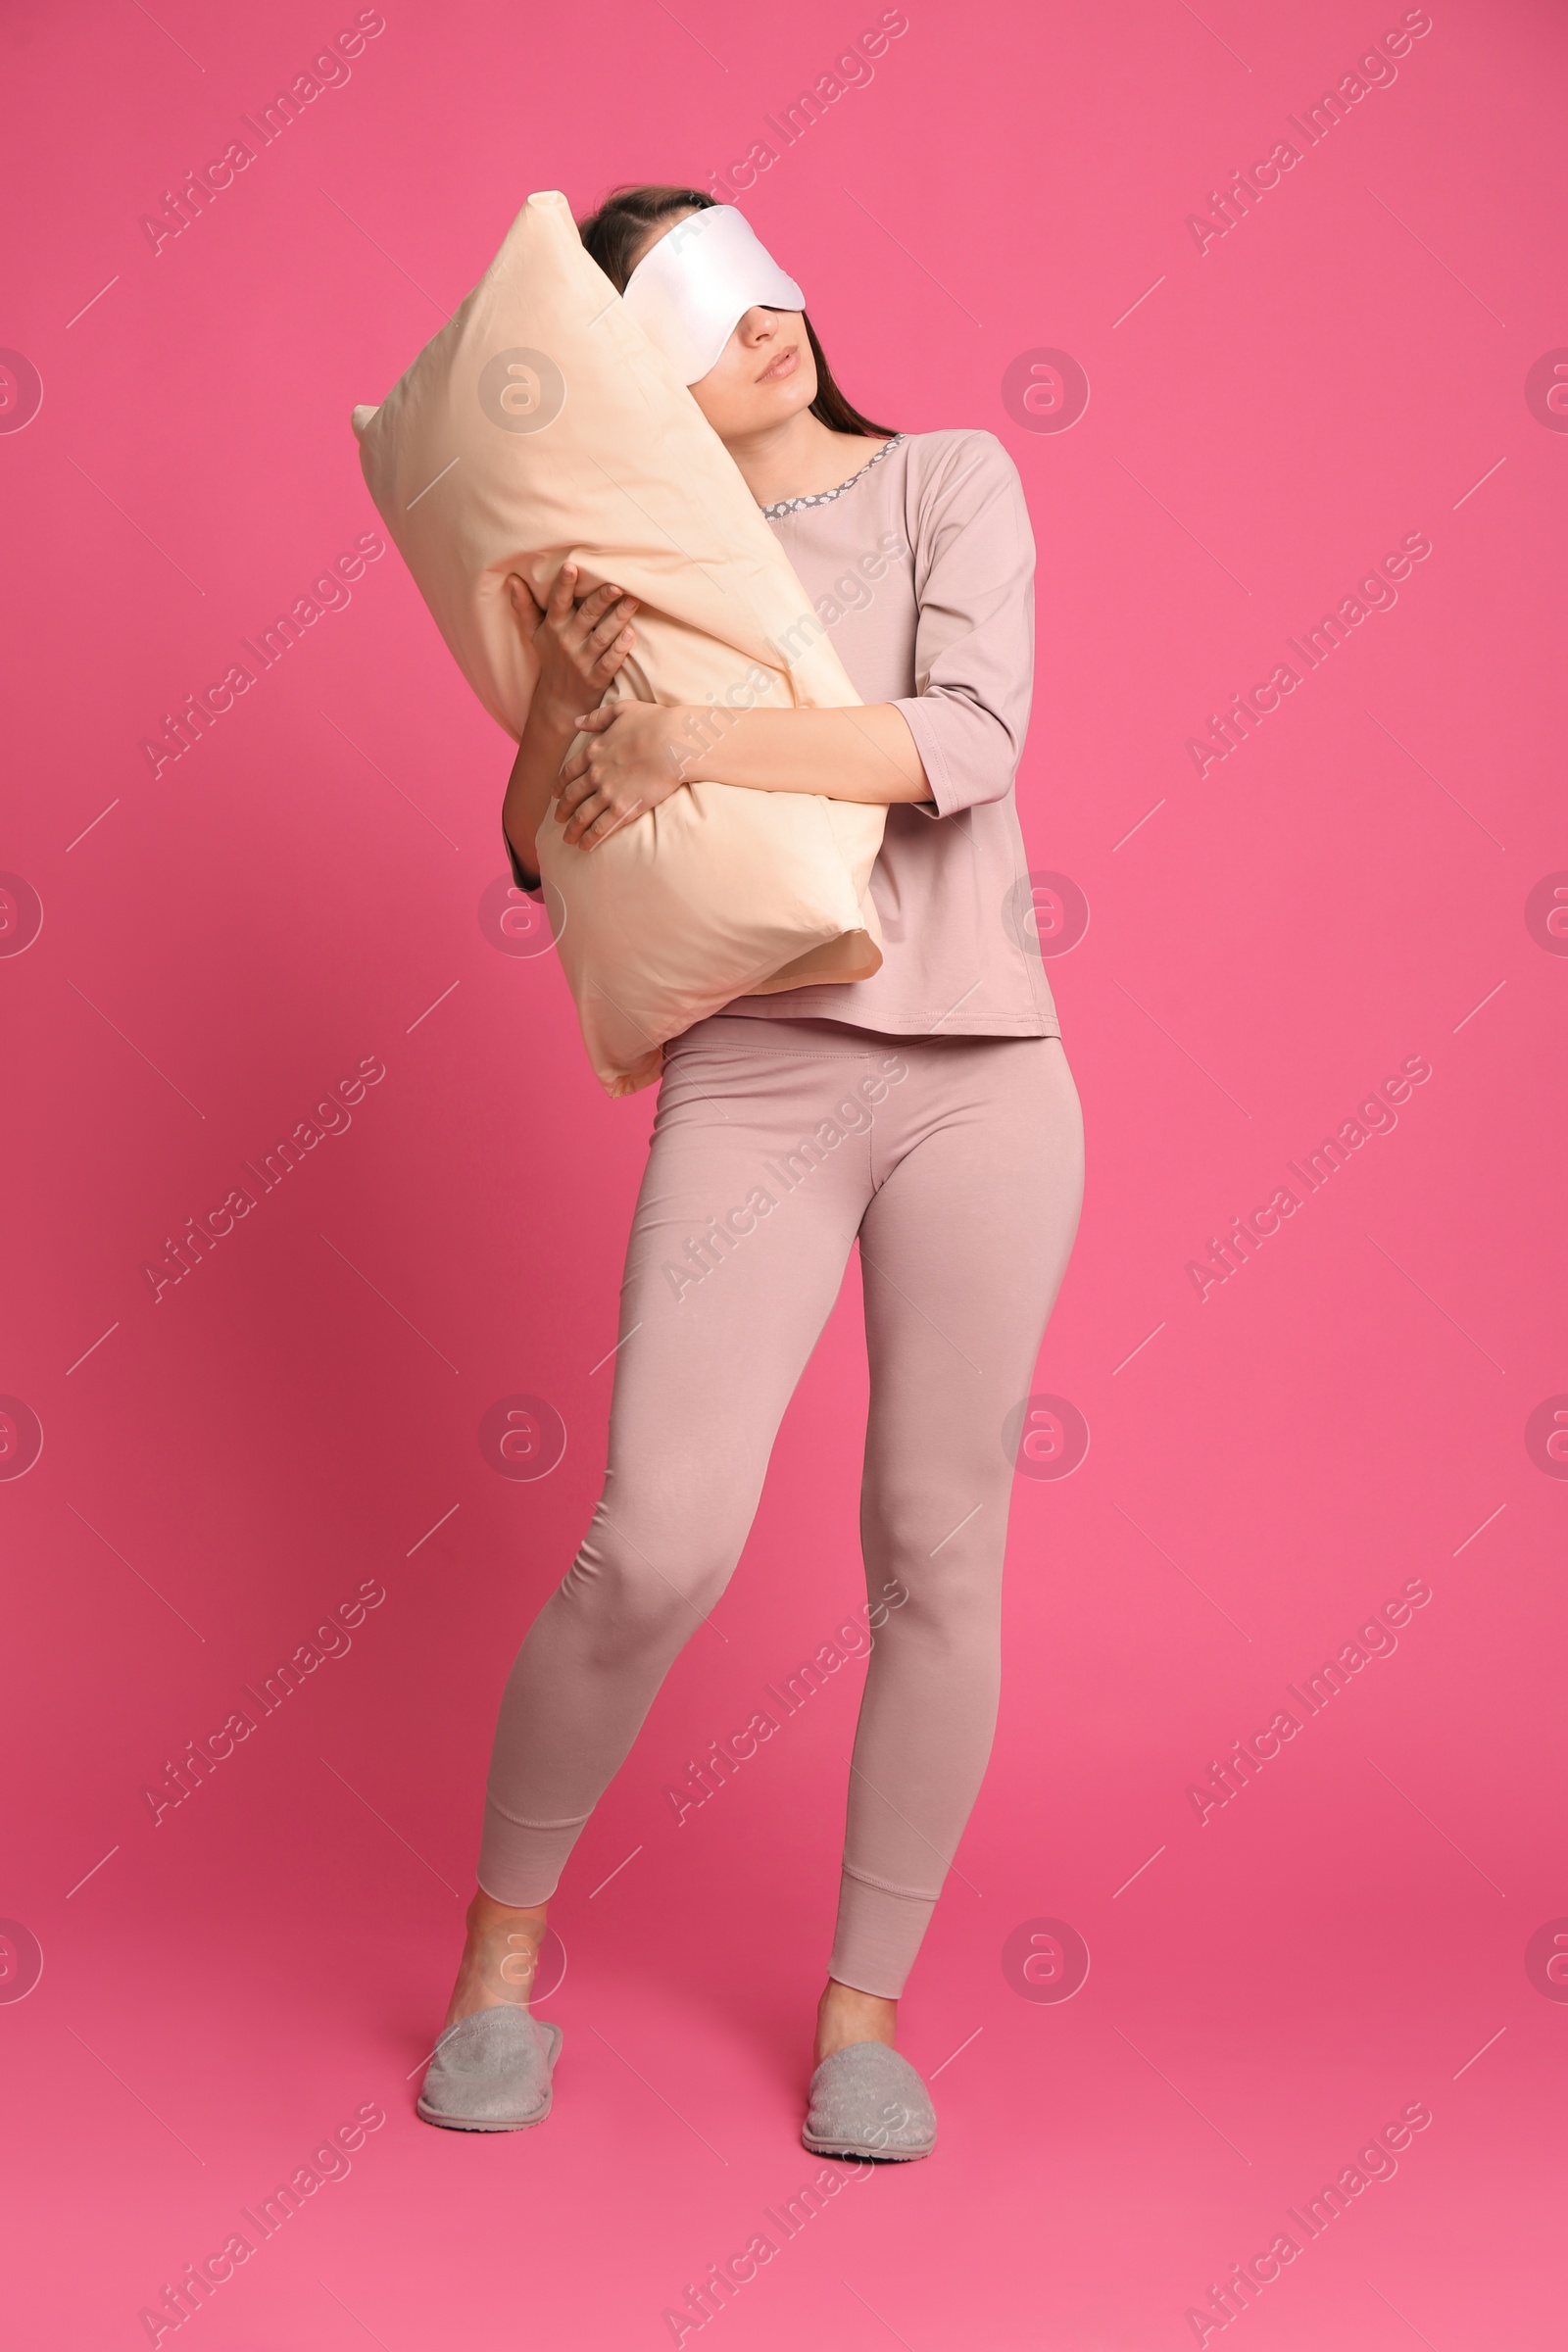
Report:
828,1865,941,1999
839,1861,943,1903
477,1793,588,1907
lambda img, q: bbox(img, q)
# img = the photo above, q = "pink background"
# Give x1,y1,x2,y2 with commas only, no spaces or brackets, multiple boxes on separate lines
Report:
3,0,1565,2343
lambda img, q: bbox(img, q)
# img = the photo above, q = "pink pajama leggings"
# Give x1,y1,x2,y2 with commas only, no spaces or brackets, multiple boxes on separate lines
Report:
479,1015,1084,1998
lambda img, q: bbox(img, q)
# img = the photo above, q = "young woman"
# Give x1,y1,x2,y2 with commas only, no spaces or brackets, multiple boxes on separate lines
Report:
417,184,1084,2160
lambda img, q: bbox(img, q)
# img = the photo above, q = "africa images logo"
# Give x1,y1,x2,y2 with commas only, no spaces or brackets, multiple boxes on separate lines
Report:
477,350,565,435
1002,350,1091,435
0,872,44,956
0,350,43,434
0,1920,44,2004
478,1396,567,1481
1001,1917,1091,2002
0,1397,45,1481
1004,1395,1090,1480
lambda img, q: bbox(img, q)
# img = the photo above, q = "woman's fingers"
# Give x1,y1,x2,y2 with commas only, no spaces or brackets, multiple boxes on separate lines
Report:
508,574,545,630
559,714,613,787
550,701,670,847
546,562,578,620
561,785,610,846
556,760,631,848
580,801,640,851
564,586,639,653
581,595,639,655
564,580,622,638
591,626,636,680
571,803,631,851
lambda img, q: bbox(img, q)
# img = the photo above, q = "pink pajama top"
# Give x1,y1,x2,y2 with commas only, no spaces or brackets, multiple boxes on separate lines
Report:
719,427,1058,1039
507,426,1060,1043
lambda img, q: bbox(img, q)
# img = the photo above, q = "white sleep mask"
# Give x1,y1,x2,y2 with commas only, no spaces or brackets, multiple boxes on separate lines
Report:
620,205,806,384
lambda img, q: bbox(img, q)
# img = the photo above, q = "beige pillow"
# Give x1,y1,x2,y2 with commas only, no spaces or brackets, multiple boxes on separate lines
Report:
352,189,884,1096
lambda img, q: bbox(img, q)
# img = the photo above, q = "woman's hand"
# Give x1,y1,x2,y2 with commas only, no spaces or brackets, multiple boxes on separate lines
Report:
555,702,691,850
509,562,639,733
500,566,640,879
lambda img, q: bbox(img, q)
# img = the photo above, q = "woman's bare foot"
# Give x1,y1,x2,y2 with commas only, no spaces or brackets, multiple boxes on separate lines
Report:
442,1888,549,2031
814,1978,897,2067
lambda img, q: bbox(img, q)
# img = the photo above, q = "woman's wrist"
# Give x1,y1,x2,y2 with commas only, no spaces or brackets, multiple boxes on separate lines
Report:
523,697,584,754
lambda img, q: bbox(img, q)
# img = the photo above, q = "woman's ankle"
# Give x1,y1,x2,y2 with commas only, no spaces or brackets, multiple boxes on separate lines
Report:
444,1888,550,2024
468,1887,548,1943
814,1977,898,2064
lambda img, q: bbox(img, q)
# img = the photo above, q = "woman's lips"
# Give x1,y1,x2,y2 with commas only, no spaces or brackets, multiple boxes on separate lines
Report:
757,346,800,383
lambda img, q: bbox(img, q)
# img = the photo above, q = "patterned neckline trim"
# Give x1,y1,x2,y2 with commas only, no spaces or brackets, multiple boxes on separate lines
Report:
760,433,906,520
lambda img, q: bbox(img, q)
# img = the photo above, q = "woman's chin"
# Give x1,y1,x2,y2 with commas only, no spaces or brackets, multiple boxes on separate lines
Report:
753,376,816,428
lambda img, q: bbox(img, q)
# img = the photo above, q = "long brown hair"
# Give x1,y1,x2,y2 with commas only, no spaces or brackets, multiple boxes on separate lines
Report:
576,184,897,440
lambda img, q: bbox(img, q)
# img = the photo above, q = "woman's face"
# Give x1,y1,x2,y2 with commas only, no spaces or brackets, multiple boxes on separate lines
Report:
626,209,818,440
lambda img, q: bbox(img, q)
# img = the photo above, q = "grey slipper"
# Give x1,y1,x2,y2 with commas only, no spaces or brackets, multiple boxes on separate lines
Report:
416,2007,563,2132
802,2039,937,2162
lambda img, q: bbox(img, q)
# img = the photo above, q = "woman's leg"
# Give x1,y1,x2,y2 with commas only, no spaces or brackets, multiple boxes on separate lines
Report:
827,1034,1084,2003
449,1020,896,2020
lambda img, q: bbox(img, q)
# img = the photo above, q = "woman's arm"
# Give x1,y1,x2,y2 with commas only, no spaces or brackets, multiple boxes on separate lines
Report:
501,564,641,878
502,714,574,884
554,697,929,851
550,430,1034,855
